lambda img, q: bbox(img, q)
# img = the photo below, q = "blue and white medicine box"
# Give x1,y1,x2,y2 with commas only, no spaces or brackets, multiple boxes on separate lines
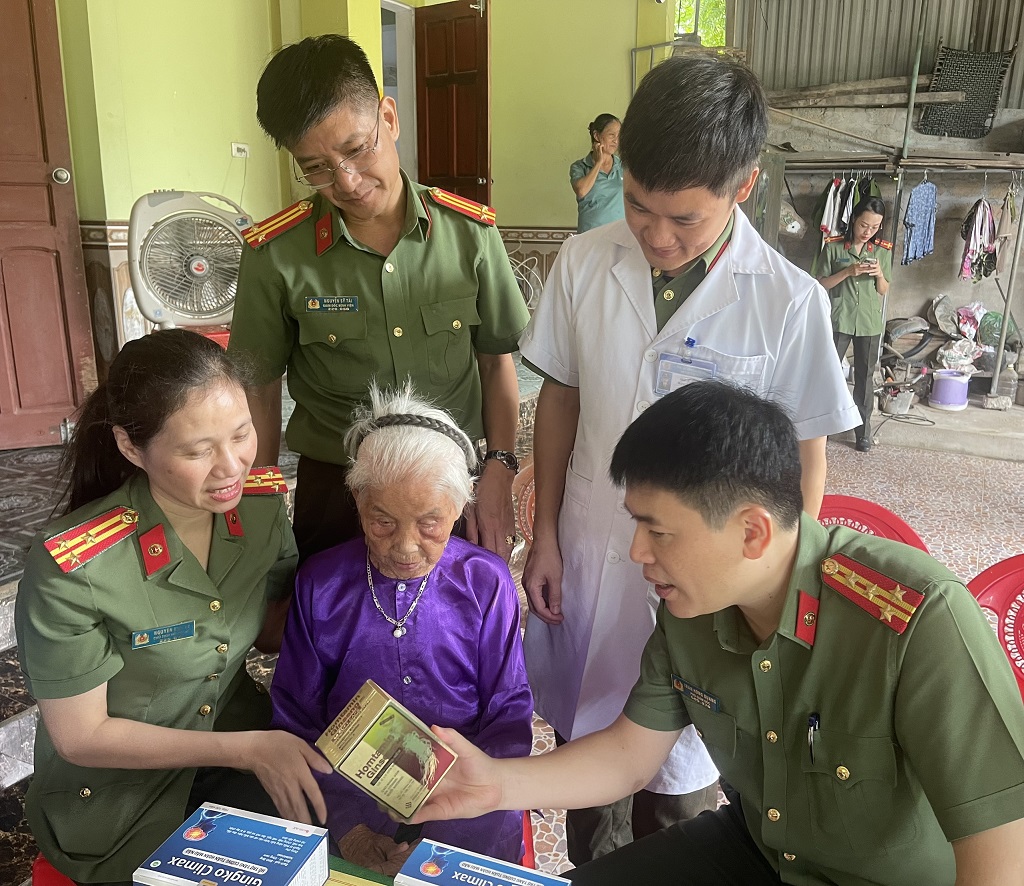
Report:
395,840,569,886
134,802,328,886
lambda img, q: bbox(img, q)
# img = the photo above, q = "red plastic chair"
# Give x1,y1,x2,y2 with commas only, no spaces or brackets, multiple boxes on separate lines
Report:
521,810,536,869
968,554,1024,702
32,855,75,886
817,494,929,553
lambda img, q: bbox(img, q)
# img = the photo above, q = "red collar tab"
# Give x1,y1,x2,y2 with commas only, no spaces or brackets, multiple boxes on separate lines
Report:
426,187,496,226
315,212,334,256
224,508,245,537
821,554,924,634
707,240,730,274
795,590,819,646
242,200,313,249
243,466,287,494
139,525,171,577
44,507,139,574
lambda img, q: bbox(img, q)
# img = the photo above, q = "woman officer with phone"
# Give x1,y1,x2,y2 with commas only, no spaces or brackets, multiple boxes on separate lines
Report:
817,197,892,452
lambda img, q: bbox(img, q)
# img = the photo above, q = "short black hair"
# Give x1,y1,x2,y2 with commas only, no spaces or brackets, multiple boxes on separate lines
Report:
609,381,803,530
256,35,380,149
619,54,768,198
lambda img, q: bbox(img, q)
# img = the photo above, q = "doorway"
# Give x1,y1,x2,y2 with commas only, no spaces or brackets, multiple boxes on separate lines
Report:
381,0,418,176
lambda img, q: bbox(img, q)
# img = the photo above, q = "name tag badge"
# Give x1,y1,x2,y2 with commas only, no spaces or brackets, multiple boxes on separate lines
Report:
655,353,718,396
305,296,359,313
132,620,196,650
671,674,721,712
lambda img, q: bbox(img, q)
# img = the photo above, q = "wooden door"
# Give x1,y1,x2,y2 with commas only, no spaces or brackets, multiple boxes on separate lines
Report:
0,0,95,449
415,0,491,204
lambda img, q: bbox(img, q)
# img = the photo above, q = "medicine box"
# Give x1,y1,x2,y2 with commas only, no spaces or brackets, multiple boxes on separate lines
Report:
316,680,457,820
395,840,570,886
134,802,328,886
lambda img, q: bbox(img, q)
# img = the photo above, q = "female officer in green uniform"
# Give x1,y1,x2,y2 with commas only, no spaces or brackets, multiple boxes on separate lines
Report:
817,196,892,452
16,330,331,886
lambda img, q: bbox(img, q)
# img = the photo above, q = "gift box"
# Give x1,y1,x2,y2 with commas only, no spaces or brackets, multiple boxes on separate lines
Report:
395,840,569,886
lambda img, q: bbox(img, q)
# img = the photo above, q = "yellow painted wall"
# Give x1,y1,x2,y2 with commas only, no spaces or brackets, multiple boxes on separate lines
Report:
490,0,637,228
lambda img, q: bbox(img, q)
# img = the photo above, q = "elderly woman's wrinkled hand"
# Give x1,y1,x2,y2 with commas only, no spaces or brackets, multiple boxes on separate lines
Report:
339,824,416,876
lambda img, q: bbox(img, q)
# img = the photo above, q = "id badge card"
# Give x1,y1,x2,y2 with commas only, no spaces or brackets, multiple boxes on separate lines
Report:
655,353,718,396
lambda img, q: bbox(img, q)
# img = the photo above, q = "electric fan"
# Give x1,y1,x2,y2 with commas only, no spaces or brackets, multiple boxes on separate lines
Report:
128,191,252,329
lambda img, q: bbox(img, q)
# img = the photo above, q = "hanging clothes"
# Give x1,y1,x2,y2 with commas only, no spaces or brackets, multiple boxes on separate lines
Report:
902,180,938,265
838,176,858,234
995,185,1019,275
959,198,997,282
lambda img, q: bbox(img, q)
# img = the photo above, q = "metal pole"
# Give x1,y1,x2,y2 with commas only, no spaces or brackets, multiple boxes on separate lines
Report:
989,201,1024,397
769,108,897,152
901,1,927,160
876,169,905,380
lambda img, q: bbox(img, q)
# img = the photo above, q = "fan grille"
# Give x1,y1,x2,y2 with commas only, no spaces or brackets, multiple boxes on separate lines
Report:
140,213,241,318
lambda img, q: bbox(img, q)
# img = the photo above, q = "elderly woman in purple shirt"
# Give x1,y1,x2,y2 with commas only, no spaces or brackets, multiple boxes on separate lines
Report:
270,383,533,868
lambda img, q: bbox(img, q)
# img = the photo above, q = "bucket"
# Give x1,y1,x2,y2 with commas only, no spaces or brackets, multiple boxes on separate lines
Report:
929,369,970,411
880,389,914,415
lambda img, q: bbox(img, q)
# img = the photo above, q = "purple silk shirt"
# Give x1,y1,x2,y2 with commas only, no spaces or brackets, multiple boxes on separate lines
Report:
271,535,534,862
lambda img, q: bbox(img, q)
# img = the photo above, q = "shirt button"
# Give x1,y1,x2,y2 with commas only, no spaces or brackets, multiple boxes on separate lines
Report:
206,674,219,681
79,787,92,799
198,704,212,716
452,319,462,330
397,582,406,591
652,268,662,278
836,766,851,781
403,676,412,685
328,333,337,343
759,659,772,672
637,401,650,412
210,600,221,612
765,730,778,743
767,808,781,822
606,552,621,564
644,350,657,362
216,643,228,654
783,853,796,861
663,289,675,301
393,327,403,337
385,262,395,273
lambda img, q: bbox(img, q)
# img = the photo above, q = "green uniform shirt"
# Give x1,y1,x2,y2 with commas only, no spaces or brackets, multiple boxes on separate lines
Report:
819,238,892,337
570,153,625,233
228,174,530,463
651,215,734,332
625,515,1024,886
16,474,297,883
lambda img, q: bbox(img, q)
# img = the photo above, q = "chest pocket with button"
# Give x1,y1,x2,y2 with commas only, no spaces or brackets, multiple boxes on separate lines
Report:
420,296,481,384
295,310,371,393
801,729,915,853
661,344,768,398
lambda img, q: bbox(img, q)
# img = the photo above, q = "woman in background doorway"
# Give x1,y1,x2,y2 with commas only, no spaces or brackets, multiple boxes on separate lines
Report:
817,196,892,452
570,114,624,233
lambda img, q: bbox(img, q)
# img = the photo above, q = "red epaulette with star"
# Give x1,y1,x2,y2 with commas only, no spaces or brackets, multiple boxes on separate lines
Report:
874,238,894,250
824,234,845,243
44,506,139,573
242,200,314,248
425,187,497,226
242,466,287,494
821,554,924,635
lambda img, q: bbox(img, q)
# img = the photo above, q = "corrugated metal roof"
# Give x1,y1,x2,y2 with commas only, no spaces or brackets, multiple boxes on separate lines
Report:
726,0,1022,108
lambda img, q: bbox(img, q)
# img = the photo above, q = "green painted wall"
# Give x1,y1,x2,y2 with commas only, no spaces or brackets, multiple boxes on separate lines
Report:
57,0,283,221
491,0,638,228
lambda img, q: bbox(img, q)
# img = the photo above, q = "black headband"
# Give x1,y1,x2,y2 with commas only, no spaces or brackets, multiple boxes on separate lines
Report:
360,413,476,467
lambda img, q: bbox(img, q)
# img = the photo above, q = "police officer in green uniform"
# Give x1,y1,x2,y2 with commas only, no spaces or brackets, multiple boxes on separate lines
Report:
817,197,892,452
16,331,331,886
228,35,530,563
409,381,1024,886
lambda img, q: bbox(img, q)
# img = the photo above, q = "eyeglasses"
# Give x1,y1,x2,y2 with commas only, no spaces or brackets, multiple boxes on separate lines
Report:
292,108,382,189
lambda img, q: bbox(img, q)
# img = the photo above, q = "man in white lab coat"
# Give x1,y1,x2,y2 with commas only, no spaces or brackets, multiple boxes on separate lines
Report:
519,54,859,864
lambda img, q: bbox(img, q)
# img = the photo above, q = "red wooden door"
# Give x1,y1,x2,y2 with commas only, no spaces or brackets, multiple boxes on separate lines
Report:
0,0,95,449
415,0,491,204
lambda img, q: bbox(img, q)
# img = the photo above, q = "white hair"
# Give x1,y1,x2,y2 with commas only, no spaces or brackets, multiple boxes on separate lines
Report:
343,381,477,510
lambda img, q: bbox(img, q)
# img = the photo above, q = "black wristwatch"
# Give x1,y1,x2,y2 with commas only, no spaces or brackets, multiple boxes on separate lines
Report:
483,449,520,474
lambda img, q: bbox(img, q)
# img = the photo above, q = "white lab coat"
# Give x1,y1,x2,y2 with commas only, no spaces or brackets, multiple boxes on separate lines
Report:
519,210,859,794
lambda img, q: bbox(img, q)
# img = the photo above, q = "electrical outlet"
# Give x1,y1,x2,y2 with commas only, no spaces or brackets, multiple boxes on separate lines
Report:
231,142,250,159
